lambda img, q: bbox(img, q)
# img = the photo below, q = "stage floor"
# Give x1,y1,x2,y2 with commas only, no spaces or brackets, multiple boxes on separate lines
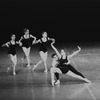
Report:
0,47,100,100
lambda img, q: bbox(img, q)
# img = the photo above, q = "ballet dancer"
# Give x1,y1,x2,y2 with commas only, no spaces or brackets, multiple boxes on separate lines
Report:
2,34,21,75
50,41,91,86
19,28,36,67
32,31,55,72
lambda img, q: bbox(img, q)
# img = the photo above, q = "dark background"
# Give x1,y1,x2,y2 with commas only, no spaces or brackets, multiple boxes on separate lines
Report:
0,0,100,46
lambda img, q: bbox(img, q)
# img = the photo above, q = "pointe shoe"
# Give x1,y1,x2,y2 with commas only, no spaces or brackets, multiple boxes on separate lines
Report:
7,67,10,72
44,69,48,73
51,80,55,86
13,72,16,75
27,64,30,67
84,78,91,83
21,58,24,63
32,65,36,71
55,80,60,85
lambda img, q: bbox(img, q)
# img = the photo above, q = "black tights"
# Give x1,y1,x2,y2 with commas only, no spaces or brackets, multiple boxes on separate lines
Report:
68,64,85,78
55,65,85,80
55,73,59,80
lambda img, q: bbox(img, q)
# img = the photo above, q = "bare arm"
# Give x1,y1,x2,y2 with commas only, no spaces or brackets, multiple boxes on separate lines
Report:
68,46,81,59
30,34,37,44
48,37,55,42
15,41,22,46
2,42,10,47
32,39,41,45
16,41,20,44
19,36,23,43
18,36,24,46
30,34,36,41
51,41,61,58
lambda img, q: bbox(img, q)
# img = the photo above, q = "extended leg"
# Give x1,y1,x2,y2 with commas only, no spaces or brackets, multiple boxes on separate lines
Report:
67,70,91,83
32,60,42,71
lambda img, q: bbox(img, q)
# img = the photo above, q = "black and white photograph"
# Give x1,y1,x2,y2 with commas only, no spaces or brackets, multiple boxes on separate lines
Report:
0,0,100,100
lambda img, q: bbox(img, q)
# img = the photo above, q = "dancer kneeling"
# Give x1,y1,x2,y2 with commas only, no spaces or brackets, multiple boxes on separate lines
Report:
50,41,91,86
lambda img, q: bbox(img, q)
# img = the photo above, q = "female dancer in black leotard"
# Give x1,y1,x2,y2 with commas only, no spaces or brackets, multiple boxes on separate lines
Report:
19,28,36,67
32,31,55,72
2,34,20,75
50,41,91,86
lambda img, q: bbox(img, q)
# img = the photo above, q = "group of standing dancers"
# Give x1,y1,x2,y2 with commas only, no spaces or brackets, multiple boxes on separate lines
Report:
1,28,91,86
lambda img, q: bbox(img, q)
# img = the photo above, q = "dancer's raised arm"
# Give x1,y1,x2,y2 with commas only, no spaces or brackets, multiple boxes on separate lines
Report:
68,46,81,59
51,41,61,58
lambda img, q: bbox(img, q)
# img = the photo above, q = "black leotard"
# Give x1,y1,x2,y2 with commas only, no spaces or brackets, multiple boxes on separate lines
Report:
56,56,69,74
8,41,16,56
39,38,48,53
58,56,68,65
56,56,85,78
21,35,32,48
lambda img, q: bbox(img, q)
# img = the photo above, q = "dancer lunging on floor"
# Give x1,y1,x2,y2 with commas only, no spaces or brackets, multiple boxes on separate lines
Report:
50,41,91,86
2,34,21,75
19,28,36,67
32,31,55,72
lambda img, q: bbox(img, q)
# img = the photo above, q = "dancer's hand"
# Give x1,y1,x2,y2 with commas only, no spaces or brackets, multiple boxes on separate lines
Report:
32,41,37,45
1,44,5,47
33,39,41,45
51,39,55,45
77,46,81,51
1,43,9,47
52,38,55,42
19,42,22,46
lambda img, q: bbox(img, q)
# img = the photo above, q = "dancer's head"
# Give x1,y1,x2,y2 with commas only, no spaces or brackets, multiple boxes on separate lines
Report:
42,31,47,38
24,28,29,35
51,53,58,60
11,34,16,40
61,49,66,56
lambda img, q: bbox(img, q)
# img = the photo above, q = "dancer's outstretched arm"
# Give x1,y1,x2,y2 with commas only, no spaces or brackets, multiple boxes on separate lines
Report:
2,42,10,47
68,46,81,59
51,41,61,58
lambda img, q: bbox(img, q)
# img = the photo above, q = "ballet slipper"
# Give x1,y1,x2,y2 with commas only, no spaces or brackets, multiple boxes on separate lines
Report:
27,64,30,68
51,79,55,86
32,65,37,71
84,78,91,83
44,69,48,73
13,72,16,75
7,67,10,72
21,58,24,63
55,80,60,85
